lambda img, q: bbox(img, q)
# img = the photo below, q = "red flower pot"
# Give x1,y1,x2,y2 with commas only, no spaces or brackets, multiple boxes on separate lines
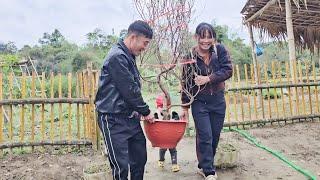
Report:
143,119,187,148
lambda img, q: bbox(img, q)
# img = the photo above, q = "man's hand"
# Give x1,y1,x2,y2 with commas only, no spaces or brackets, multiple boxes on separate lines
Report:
194,74,210,86
142,113,155,123
180,107,189,123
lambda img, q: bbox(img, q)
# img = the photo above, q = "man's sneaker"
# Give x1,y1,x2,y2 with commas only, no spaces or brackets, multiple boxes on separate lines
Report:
197,169,218,180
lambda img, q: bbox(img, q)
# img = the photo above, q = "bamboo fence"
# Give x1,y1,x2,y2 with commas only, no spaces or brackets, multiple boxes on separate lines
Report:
0,64,100,151
224,61,320,128
0,61,320,151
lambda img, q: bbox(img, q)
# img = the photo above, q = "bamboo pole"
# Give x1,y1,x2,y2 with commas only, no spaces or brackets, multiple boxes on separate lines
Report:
298,62,306,115
93,71,100,150
286,0,299,116
68,73,72,141
83,72,90,138
232,66,238,122
226,82,320,91
237,65,245,122
0,98,89,105
20,73,26,142
271,62,279,118
9,73,13,141
244,0,277,24
247,24,259,87
50,72,54,141
224,114,320,128
278,62,286,117
76,73,80,140
59,73,63,140
258,64,265,119
294,62,300,115
226,92,230,123
313,62,319,113
264,64,272,119
79,72,86,138
305,61,312,114
41,73,45,141
87,62,97,150
0,140,92,149
31,72,36,144
245,64,252,121
251,64,258,119
285,0,297,82
286,62,293,116
236,65,241,84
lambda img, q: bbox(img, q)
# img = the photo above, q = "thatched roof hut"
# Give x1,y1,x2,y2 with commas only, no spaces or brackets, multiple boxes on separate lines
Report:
241,0,320,82
241,0,320,52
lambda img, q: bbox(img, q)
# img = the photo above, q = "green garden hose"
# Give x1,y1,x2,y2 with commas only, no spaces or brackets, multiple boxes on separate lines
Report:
223,127,317,180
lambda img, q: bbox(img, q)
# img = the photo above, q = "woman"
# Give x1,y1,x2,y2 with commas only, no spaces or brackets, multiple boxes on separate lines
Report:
181,22,233,180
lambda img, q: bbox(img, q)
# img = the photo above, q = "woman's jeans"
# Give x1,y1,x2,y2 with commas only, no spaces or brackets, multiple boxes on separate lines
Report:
191,91,226,175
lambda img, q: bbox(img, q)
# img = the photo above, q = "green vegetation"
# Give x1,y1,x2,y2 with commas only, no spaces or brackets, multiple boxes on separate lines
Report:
1,22,319,102
262,89,282,99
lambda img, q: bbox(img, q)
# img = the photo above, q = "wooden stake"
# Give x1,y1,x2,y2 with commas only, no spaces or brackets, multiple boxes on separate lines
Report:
9,73,13,141
50,72,54,141
251,64,258,119
59,73,63,140
313,62,319,113
271,62,279,118
286,62,293,116
68,73,72,141
41,73,45,141
245,64,252,120
20,73,26,141
264,64,272,119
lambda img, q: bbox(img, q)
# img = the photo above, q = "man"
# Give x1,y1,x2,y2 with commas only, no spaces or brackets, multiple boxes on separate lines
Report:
95,20,154,180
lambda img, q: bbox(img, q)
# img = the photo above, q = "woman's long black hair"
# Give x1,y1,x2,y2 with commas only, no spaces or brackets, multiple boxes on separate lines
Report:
195,22,216,39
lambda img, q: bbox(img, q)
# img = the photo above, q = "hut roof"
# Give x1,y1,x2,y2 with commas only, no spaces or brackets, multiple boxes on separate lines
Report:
241,0,320,52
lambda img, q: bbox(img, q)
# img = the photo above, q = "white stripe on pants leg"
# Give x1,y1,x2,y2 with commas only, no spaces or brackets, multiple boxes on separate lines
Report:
101,115,120,180
100,115,116,180
103,115,121,180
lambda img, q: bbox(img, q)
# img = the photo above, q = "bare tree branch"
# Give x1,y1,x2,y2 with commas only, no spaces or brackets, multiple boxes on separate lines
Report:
133,0,196,112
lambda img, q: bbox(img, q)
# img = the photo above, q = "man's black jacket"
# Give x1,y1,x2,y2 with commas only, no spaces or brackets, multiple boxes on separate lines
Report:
95,40,150,116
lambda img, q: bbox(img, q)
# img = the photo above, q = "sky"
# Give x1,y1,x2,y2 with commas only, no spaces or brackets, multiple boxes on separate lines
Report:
0,0,249,48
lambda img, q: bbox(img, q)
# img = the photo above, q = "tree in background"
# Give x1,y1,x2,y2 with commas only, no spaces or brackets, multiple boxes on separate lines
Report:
8,21,318,77
86,28,118,49
39,29,66,48
71,51,101,72
211,22,252,79
0,41,18,54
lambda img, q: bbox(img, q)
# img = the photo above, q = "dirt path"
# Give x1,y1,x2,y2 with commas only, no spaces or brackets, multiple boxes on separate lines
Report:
1,122,319,180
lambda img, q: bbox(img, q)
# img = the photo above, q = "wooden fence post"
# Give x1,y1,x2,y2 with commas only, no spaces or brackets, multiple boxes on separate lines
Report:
87,62,98,150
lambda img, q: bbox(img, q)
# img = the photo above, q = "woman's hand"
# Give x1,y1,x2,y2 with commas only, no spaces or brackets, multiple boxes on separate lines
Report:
180,108,189,123
194,74,210,86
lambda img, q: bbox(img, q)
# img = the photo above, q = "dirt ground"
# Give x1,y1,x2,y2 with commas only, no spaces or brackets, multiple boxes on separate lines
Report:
1,121,319,180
